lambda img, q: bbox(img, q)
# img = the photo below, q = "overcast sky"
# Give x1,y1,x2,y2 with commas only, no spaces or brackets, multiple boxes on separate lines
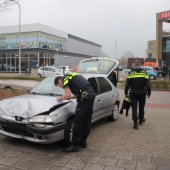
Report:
0,0,170,59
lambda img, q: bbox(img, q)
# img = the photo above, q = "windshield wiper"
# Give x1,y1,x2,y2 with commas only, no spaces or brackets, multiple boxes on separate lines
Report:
28,91,62,96
28,91,39,94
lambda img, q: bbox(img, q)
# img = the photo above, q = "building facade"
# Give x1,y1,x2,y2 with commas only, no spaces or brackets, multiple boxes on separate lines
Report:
0,23,102,74
156,10,170,67
147,40,157,59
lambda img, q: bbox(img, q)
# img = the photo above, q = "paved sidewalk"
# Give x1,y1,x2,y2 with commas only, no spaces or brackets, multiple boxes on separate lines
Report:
0,80,170,170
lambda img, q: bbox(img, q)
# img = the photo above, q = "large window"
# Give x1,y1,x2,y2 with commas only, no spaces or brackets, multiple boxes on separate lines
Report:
38,32,66,51
163,38,170,52
0,32,66,51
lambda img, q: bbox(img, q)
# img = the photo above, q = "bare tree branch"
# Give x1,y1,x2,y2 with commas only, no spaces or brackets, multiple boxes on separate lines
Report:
0,0,19,12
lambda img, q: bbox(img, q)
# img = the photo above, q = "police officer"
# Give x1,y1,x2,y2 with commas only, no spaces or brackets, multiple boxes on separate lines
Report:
125,60,151,129
54,72,95,152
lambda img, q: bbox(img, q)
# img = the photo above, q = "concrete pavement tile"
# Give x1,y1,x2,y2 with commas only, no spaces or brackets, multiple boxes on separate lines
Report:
82,147,100,155
80,154,100,163
17,151,37,160
64,160,86,169
0,156,18,166
98,149,117,158
18,146,37,153
0,147,9,154
104,166,125,170
133,154,152,163
136,162,156,170
47,157,69,166
98,157,118,166
28,162,52,170
0,154,6,159
3,149,22,157
11,159,35,169
83,163,104,170
48,150,66,157
31,154,53,163
116,151,134,160
157,165,170,170
117,160,136,169
0,165,16,170
152,157,170,166
49,166,71,170
63,152,82,160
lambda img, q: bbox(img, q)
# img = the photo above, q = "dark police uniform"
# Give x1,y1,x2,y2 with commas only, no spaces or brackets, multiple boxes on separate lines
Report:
125,68,151,129
63,72,95,150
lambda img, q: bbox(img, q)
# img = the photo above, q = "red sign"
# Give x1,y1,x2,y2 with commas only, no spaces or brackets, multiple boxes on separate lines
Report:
160,11,170,19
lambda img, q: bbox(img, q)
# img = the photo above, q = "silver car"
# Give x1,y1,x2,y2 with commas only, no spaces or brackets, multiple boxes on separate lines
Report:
0,58,120,144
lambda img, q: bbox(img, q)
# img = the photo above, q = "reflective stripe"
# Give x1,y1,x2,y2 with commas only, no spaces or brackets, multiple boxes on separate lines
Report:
64,72,79,87
127,72,149,79
124,97,130,102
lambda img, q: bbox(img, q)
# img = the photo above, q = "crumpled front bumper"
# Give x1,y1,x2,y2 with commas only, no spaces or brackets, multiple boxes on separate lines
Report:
0,118,67,144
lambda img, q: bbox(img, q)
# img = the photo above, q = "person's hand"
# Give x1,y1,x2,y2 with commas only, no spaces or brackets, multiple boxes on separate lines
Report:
57,96,63,101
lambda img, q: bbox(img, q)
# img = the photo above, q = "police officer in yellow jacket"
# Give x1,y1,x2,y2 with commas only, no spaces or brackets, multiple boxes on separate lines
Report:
125,60,151,129
54,72,95,152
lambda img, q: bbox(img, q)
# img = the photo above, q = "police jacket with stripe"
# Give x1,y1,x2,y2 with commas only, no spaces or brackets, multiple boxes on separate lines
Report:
125,68,151,96
63,72,91,95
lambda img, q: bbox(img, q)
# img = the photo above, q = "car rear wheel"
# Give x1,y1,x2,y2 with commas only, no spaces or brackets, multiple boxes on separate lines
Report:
149,75,155,80
64,118,74,146
107,103,119,121
38,73,42,78
158,72,163,77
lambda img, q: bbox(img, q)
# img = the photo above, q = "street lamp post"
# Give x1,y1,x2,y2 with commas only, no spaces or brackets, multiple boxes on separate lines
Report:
10,0,21,76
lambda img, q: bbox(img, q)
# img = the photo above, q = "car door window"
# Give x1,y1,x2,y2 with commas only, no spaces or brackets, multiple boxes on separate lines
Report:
97,77,112,94
88,77,98,94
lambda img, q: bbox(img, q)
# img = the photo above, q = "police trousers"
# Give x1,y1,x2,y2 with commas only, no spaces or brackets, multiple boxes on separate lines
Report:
72,89,95,145
130,93,146,122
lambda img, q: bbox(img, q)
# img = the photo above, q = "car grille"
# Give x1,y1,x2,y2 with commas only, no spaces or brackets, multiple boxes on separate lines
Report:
1,123,34,138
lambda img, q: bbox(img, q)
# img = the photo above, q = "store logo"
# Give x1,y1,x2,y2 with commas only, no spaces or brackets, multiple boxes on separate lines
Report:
160,11,170,19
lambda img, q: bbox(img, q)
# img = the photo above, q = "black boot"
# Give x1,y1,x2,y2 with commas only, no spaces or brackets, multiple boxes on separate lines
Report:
133,121,138,130
79,140,87,148
63,144,80,152
139,118,146,125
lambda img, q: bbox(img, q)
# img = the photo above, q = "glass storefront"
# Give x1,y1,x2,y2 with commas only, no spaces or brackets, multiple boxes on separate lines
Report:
0,51,55,72
163,37,170,53
0,31,66,72
0,32,66,51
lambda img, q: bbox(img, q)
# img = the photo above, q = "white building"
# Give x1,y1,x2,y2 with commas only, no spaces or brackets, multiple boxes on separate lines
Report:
0,23,102,74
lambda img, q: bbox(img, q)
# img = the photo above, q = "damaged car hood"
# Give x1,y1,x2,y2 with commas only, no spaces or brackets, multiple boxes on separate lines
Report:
0,94,71,118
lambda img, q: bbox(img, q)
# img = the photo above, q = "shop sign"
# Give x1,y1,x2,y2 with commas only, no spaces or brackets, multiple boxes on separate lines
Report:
160,11,170,19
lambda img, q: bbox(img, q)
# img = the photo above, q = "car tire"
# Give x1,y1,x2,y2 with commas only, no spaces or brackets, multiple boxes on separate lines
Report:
107,103,119,121
38,74,42,78
149,75,155,80
64,118,74,146
158,73,163,78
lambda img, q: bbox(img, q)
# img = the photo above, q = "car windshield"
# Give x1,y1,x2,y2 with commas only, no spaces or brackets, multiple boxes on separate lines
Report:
78,58,118,74
30,76,64,96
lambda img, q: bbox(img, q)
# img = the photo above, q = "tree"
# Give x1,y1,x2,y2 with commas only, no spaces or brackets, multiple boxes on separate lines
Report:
119,51,135,68
0,0,16,12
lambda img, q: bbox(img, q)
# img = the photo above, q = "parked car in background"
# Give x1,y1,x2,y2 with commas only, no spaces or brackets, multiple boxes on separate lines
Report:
38,66,60,78
140,66,158,80
0,58,120,144
55,65,71,74
38,66,71,78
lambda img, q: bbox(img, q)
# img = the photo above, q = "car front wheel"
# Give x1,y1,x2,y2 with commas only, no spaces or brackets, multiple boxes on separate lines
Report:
158,72,163,77
108,103,119,121
149,75,155,80
38,73,42,78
